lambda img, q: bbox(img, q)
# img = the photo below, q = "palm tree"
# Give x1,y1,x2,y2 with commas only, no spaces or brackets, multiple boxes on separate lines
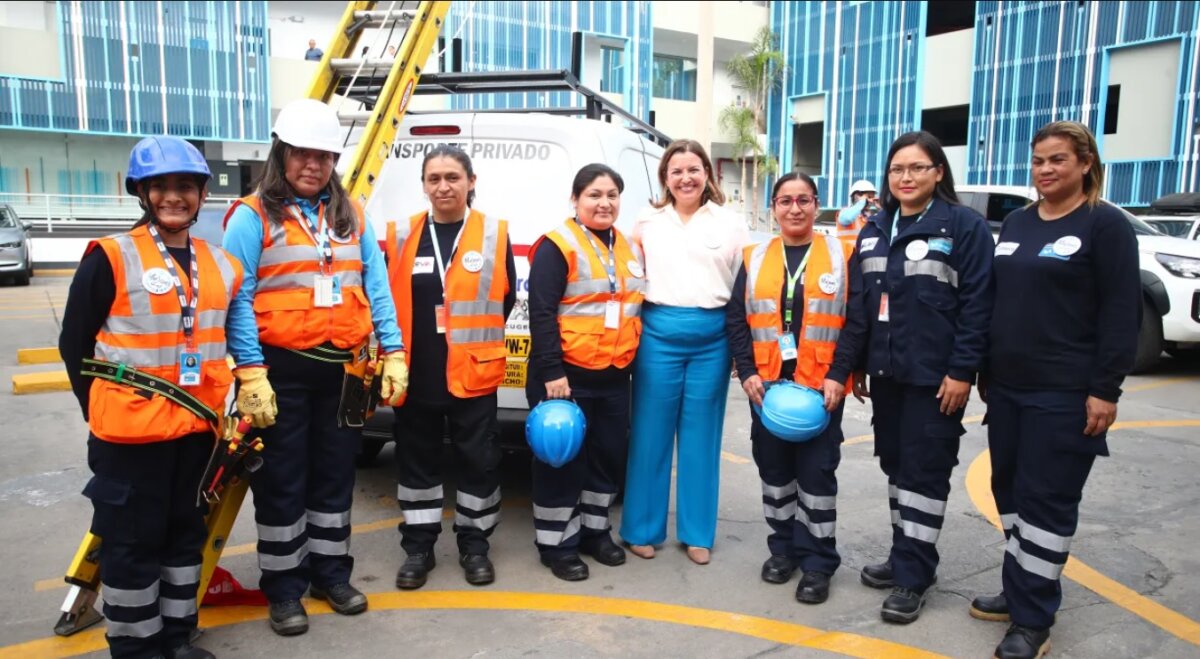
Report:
726,27,785,226
718,105,756,226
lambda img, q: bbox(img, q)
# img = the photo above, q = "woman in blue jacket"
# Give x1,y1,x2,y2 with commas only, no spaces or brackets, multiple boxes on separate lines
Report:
829,131,994,624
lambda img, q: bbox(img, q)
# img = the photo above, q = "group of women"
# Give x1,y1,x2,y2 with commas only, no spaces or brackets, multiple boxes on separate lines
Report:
60,94,1137,659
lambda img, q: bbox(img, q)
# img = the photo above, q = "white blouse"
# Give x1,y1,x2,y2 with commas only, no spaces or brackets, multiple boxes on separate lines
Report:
633,201,752,309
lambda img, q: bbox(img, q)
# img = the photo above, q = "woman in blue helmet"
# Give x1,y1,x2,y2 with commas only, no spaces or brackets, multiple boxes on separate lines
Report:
59,136,244,659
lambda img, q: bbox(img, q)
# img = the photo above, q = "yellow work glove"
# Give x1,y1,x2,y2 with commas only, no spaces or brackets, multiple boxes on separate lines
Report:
379,351,409,406
235,366,277,428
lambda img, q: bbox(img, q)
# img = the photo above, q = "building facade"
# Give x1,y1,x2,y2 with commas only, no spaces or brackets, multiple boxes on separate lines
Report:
767,0,1200,209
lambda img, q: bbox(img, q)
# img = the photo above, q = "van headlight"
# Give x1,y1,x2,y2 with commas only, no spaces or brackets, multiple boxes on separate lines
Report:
1155,253,1200,278
0,241,22,249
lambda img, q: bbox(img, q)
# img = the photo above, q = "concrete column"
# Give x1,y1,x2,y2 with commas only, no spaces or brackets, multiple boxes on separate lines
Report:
695,1,715,152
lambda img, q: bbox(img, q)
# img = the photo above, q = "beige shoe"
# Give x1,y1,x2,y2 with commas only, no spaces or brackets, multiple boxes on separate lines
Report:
685,546,711,565
627,544,656,559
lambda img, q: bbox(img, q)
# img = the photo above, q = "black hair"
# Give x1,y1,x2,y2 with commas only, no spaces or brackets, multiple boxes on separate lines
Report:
878,131,959,214
571,163,625,199
421,145,476,207
770,171,819,202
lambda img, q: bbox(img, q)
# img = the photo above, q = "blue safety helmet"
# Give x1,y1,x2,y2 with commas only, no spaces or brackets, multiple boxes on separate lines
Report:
125,136,211,196
525,399,587,468
757,382,830,442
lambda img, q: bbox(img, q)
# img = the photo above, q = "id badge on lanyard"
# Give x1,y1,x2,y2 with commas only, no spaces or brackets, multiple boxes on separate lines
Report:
148,225,203,386
293,204,341,308
777,333,798,361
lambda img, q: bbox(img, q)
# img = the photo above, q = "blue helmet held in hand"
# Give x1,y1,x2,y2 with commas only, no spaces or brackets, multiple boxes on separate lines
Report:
125,136,211,196
758,382,829,442
526,399,587,467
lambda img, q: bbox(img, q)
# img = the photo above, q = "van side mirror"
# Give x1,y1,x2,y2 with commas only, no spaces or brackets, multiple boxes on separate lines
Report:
21,221,32,232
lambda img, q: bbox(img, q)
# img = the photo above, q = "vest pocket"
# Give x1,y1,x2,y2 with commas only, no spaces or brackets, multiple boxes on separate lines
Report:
462,344,507,393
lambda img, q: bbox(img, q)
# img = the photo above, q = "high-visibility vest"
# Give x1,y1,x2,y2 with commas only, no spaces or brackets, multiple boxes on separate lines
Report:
224,195,373,350
837,211,868,249
87,225,242,443
744,234,851,389
386,209,509,404
531,219,645,370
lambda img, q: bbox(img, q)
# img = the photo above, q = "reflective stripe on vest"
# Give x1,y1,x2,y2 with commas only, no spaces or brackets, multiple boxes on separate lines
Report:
88,226,239,443
387,210,509,403
744,234,848,389
231,195,373,350
534,219,644,370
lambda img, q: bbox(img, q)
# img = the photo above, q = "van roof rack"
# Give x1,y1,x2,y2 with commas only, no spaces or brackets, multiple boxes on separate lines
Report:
336,69,672,147
1150,192,1200,214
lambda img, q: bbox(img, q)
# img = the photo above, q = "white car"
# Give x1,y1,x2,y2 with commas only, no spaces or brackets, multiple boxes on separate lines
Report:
957,185,1200,372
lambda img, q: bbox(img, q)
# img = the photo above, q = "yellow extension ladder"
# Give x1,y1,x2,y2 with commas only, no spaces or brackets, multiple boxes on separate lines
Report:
52,0,450,637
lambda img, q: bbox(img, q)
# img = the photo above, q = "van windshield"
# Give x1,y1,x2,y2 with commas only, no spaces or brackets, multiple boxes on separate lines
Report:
0,208,15,228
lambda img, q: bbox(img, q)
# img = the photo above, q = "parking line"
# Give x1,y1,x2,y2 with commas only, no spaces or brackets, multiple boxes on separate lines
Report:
721,450,751,464
0,591,948,659
964,421,1200,647
1125,377,1199,393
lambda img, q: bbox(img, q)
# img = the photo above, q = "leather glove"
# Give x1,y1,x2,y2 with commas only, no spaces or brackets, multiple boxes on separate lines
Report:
380,351,409,406
235,366,277,428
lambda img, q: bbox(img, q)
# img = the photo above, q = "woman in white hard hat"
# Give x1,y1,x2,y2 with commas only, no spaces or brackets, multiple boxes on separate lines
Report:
222,98,408,636
837,179,879,250
726,171,853,606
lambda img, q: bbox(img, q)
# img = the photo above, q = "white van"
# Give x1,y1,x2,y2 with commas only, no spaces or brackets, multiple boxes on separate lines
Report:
357,112,666,463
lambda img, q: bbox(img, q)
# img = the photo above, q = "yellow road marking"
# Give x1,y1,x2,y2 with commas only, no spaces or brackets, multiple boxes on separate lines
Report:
964,431,1200,646
1125,377,1198,393
1109,419,1200,431
11,371,71,394
0,314,60,320
0,591,948,659
17,347,61,365
721,450,751,464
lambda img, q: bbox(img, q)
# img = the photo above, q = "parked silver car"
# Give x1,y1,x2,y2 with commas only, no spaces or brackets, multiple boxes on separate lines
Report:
0,204,34,286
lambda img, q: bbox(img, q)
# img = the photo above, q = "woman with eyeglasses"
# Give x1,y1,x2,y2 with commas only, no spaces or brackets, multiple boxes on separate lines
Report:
726,172,853,605
620,139,750,565
829,131,994,624
970,121,1139,659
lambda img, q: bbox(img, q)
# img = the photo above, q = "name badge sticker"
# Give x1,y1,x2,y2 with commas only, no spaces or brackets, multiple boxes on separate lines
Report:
995,242,1019,257
413,256,435,274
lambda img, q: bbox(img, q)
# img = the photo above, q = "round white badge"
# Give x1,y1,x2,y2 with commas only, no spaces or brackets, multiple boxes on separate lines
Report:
818,273,838,295
905,240,930,261
141,268,174,295
627,260,644,278
1052,235,1082,257
461,250,485,273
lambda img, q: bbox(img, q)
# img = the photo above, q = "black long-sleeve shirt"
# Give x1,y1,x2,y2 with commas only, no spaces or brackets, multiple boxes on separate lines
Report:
406,220,517,404
727,243,812,383
988,201,1140,402
59,244,191,419
526,228,630,398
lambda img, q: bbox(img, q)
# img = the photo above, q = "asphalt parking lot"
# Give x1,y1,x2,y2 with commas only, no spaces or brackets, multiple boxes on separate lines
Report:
1,275,1198,658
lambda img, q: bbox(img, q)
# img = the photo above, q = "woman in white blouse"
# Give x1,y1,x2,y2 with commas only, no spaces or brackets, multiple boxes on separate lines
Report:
619,139,751,565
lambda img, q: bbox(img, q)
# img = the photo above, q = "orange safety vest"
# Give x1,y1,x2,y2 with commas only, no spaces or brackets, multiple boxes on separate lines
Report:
837,211,868,250
224,195,373,350
530,219,645,370
744,234,852,389
386,209,510,404
87,225,242,443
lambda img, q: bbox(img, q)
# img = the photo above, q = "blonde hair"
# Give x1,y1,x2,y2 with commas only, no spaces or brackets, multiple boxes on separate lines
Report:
1031,120,1104,207
652,139,726,209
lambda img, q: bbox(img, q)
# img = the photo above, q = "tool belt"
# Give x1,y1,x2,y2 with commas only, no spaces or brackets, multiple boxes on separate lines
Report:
287,343,355,363
81,358,218,424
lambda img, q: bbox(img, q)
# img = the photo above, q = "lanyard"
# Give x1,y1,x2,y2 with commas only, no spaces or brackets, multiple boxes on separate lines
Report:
575,219,617,295
290,202,333,274
147,224,199,348
429,212,466,288
889,199,934,244
782,244,811,330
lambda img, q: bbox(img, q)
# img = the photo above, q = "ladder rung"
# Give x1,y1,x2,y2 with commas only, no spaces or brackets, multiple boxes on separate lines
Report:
329,58,397,75
352,9,416,29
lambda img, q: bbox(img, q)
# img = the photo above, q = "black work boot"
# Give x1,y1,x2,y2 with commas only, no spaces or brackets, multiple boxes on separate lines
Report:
580,534,626,566
994,624,1051,659
395,553,436,590
761,555,796,584
970,591,1010,622
860,560,894,589
268,599,308,636
309,582,368,615
880,587,925,624
541,554,589,581
794,571,831,604
166,643,215,659
460,553,495,585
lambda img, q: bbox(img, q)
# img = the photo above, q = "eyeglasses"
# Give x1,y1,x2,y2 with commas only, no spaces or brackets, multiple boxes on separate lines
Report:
773,195,816,209
887,163,939,178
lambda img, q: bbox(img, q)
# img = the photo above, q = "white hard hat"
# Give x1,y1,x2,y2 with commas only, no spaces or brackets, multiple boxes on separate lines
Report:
850,179,877,195
272,99,344,155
